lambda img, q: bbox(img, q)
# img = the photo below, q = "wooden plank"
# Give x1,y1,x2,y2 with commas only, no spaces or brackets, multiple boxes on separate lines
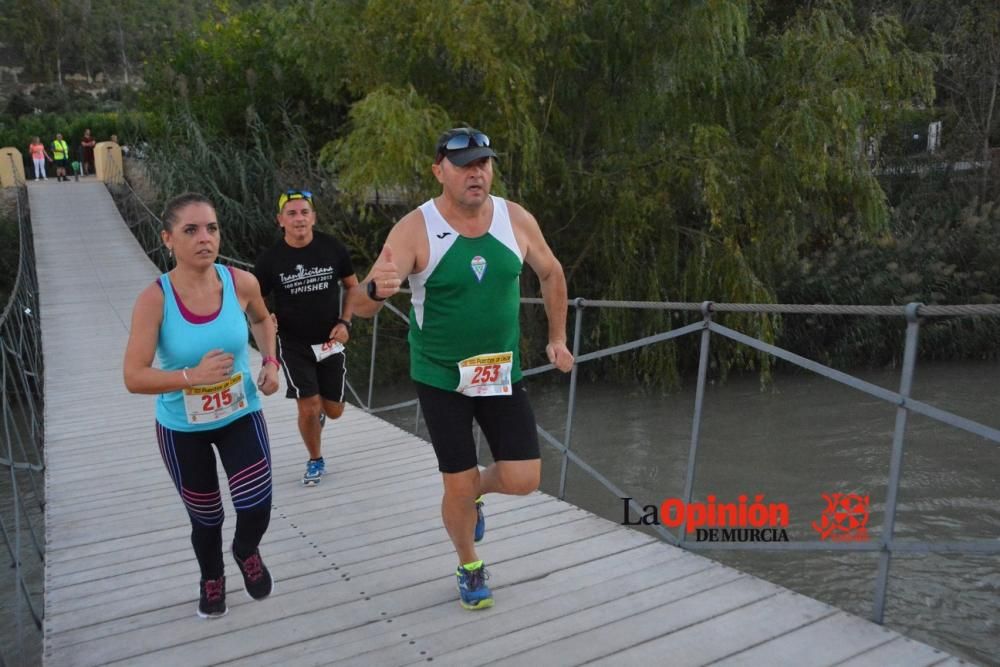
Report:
572,587,836,666
460,575,780,667
831,636,958,667
232,537,672,667
331,551,726,667
705,611,921,667
64,530,658,666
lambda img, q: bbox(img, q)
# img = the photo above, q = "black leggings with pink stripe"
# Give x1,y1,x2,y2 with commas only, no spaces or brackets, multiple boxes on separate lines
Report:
156,410,273,580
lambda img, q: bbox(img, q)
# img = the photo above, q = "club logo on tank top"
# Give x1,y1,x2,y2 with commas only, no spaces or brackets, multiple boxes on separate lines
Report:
470,256,487,282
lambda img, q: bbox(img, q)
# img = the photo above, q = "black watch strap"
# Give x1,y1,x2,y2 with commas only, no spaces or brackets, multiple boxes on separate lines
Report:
336,317,352,329
366,280,386,302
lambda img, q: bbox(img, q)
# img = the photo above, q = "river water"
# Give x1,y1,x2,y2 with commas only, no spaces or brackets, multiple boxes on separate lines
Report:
377,359,1000,665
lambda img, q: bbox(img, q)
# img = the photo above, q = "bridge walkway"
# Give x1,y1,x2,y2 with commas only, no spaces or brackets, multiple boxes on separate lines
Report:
33,181,964,666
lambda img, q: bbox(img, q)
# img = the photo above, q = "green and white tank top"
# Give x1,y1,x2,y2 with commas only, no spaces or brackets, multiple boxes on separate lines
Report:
408,196,523,395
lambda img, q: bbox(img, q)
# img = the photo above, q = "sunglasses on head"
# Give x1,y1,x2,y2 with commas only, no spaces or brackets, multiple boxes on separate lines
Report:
440,131,491,153
277,189,313,212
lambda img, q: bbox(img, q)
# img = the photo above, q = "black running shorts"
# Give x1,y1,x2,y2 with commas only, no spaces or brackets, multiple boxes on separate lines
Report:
277,335,346,402
415,380,540,474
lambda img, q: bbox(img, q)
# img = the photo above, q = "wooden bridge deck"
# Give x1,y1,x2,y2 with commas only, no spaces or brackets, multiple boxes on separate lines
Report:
33,181,966,666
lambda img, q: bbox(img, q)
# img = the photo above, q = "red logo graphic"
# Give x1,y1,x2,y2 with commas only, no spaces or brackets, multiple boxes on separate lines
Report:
812,493,870,542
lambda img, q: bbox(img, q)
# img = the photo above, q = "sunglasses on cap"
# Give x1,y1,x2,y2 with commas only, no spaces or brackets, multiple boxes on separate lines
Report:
277,189,313,212
441,131,491,153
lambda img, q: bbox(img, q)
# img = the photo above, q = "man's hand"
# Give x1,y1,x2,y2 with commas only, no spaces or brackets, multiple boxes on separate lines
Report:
368,245,401,299
256,364,279,395
330,322,350,344
546,341,574,373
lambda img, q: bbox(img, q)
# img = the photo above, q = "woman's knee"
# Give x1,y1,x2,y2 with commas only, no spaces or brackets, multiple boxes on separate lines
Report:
235,503,271,528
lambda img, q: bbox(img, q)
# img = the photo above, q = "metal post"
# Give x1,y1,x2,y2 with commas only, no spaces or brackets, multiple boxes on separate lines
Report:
366,310,379,411
680,302,713,544
872,302,922,623
558,298,585,500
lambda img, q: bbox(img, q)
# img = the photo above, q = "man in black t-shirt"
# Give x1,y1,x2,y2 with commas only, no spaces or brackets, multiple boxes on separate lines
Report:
254,189,359,486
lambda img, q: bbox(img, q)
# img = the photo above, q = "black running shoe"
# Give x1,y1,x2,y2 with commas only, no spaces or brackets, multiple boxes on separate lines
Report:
232,545,274,600
197,576,228,618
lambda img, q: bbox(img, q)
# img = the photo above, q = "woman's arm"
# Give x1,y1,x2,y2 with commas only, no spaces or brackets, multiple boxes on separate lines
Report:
123,283,185,394
235,269,280,395
123,282,234,393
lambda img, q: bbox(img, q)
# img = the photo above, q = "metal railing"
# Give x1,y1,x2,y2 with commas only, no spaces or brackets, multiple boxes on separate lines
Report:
360,298,1000,627
1,157,46,665
108,175,1000,626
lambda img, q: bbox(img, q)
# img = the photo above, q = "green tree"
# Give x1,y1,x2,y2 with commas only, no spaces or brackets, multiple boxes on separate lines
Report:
141,3,328,142
278,0,932,380
936,1,1000,202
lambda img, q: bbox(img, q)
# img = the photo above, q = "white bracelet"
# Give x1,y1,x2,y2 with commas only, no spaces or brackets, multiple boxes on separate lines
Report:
182,368,192,387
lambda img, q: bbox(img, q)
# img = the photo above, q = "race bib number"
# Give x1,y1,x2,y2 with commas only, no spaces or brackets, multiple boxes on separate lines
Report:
183,373,247,425
311,340,345,362
456,352,513,397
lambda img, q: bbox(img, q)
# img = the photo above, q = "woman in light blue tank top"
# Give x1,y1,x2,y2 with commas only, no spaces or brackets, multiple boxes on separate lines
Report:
123,193,281,619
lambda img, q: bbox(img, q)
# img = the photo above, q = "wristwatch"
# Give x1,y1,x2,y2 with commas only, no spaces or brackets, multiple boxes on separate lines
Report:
366,280,386,301
336,318,352,330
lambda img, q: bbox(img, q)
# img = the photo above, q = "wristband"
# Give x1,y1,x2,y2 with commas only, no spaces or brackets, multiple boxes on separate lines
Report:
336,318,352,330
182,368,192,387
366,280,386,302
261,355,280,369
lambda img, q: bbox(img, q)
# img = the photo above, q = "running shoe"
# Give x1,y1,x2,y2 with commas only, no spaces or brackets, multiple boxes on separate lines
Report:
456,561,494,610
319,413,326,429
302,457,325,486
474,496,486,543
232,545,274,600
197,576,228,618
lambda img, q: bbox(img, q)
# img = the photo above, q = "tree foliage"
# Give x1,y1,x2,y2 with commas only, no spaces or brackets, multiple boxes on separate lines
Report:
275,0,934,380
0,0,258,86
139,3,323,141
5,1,999,383
110,0,1000,379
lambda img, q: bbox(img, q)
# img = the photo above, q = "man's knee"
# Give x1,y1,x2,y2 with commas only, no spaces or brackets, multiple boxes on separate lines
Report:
506,475,540,496
322,400,345,420
499,462,540,495
442,467,481,500
296,396,322,419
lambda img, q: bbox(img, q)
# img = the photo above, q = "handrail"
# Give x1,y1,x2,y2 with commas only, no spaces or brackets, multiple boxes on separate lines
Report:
109,175,1000,628
1,155,46,666
360,303,1000,627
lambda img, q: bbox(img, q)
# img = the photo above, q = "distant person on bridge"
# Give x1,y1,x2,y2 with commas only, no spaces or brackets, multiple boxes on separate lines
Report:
80,128,96,176
28,137,50,180
123,193,280,619
353,127,574,610
51,133,70,181
254,189,360,487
